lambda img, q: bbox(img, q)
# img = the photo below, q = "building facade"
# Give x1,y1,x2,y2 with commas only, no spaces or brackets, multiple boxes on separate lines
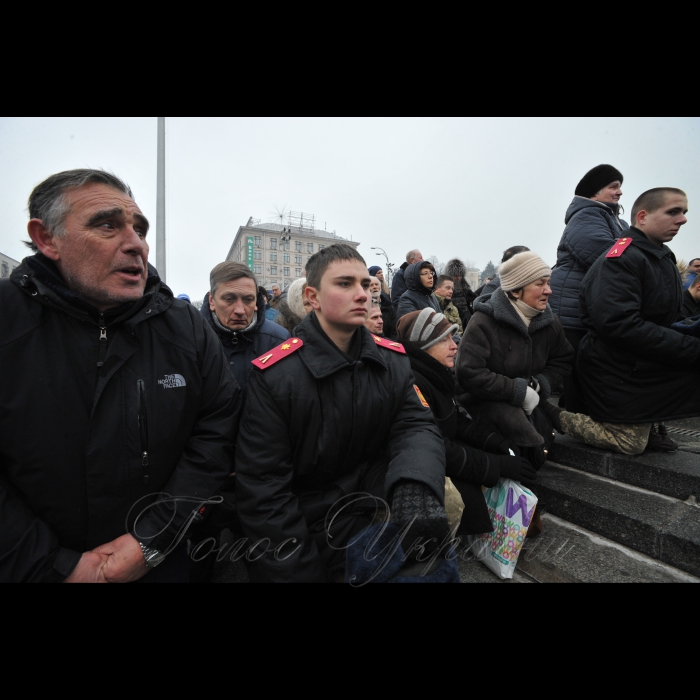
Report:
226,217,360,290
1,252,20,281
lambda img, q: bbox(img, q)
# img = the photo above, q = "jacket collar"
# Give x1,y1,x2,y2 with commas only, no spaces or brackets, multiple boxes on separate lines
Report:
13,254,168,326
626,227,676,261
565,196,622,224
296,312,389,379
474,287,555,338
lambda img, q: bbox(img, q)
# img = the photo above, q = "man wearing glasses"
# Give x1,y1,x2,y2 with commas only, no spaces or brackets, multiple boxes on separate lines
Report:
396,261,440,321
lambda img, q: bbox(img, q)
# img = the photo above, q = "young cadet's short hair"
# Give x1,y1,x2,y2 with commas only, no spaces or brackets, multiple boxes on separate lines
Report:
631,188,687,224
436,275,454,288
306,244,366,290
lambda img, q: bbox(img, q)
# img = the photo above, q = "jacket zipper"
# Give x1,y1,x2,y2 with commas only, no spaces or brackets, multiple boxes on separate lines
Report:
137,380,150,484
97,314,107,368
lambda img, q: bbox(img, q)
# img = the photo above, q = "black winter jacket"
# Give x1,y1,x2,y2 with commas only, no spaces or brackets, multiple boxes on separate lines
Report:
201,290,290,396
578,226,700,423
391,263,409,310
379,291,398,339
235,313,446,582
680,289,700,320
405,343,502,535
0,256,241,582
396,262,440,320
550,197,629,331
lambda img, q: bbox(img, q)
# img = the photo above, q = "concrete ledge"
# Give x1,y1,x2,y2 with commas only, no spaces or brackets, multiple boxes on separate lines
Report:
549,434,700,502
537,463,700,578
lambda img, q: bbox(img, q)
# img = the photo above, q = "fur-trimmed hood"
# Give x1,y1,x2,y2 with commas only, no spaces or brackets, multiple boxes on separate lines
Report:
473,287,556,338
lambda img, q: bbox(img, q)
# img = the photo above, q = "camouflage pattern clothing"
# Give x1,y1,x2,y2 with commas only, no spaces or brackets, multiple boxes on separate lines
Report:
560,412,651,456
435,294,463,335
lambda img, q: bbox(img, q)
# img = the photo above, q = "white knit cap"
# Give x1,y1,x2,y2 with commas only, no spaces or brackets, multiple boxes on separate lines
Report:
498,252,552,292
287,278,308,318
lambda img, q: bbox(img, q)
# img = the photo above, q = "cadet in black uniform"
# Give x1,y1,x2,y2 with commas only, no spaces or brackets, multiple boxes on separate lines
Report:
235,244,452,583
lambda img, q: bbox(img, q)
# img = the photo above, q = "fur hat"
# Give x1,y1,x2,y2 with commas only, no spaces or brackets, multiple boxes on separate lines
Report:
397,308,458,351
286,277,308,319
575,164,623,199
498,252,551,292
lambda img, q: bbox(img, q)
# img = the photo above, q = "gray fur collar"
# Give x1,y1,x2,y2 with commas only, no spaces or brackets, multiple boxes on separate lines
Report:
473,287,555,338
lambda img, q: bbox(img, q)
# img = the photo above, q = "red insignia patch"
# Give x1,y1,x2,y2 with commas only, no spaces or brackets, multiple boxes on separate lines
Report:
414,385,430,408
252,338,304,370
372,335,406,355
606,238,634,259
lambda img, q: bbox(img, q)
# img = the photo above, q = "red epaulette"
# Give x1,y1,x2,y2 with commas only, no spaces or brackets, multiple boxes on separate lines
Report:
371,335,406,355
252,338,304,370
606,237,634,259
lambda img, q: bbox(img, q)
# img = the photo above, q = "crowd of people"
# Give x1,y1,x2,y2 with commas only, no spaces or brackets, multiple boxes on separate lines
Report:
2,166,699,584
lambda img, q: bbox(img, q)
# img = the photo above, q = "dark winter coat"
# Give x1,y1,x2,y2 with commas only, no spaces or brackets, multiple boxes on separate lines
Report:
476,276,501,302
680,289,700,320
0,256,241,582
444,259,477,328
391,262,409,309
550,197,629,331
235,313,446,583
578,226,700,423
396,262,440,320
379,291,398,339
404,342,500,535
201,290,290,396
456,288,573,446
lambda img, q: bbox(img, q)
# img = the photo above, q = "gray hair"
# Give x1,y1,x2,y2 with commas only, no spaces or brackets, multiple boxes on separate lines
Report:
407,249,421,264
210,262,257,297
25,169,134,253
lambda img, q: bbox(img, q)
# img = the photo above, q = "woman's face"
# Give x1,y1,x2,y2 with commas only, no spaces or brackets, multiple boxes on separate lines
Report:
419,267,435,290
426,334,458,368
375,269,384,282
513,277,552,311
591,181,623,204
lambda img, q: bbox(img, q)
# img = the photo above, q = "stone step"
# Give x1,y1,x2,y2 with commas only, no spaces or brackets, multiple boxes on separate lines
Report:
536,461,700,578
549,434,700,503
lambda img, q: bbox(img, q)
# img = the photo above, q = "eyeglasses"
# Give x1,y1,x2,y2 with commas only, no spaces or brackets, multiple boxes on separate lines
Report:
420,271,435,278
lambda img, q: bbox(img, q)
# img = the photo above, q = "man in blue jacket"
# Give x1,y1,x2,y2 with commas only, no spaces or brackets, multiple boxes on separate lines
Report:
201,262,290,397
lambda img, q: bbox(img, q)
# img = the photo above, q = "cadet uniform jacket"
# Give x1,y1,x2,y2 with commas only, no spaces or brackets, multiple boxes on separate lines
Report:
0,256,240,582
235,313,446,583
578,227,700,423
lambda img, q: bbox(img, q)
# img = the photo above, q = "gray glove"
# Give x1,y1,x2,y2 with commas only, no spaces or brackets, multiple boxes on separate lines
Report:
523,387,540,416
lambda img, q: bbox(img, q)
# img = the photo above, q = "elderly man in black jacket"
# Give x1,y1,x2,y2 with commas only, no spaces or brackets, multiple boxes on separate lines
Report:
575,187,700,451
0,170,241,583
235,244,450,583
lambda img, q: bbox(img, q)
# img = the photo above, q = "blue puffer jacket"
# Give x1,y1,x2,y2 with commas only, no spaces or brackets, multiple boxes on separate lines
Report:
202,290,290,396
396,262,440,320
550,197,629,330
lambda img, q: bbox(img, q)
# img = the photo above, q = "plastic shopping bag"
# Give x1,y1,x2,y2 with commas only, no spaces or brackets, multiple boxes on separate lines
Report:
468,479,538,580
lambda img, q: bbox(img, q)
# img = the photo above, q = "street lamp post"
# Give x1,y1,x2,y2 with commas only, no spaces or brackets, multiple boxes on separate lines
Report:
370,247,394,287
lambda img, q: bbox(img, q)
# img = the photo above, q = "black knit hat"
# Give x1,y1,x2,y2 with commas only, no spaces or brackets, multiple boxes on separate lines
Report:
575,165,623,199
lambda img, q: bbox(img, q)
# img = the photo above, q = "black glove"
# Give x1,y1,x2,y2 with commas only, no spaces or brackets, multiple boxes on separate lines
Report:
489,454,538,489
390,480,450,560
483,432,522,457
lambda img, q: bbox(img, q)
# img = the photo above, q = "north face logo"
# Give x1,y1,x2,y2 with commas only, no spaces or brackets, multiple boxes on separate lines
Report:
158,374,187,389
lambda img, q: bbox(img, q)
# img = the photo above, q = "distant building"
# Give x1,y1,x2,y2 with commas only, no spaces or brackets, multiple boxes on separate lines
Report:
226,213,360,290
1,252,20,280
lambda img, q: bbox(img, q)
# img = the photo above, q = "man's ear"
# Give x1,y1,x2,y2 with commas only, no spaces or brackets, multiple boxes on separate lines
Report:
306,285,321,311
636,209,647,228
27,220,60,261
209,293,216,313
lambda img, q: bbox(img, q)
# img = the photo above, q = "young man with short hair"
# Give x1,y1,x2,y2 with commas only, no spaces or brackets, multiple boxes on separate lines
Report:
235,244,450,583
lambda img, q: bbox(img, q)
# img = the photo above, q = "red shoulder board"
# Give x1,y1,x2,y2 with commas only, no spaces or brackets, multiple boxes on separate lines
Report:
606,238,634,259
371,335,406,355
252,338,304,370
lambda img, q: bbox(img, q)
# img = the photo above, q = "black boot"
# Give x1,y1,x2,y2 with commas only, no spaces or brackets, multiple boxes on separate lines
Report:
646,424,678,453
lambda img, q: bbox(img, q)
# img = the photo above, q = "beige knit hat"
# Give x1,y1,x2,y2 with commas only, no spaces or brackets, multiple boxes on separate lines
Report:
287,277,308,318
498,252,552,292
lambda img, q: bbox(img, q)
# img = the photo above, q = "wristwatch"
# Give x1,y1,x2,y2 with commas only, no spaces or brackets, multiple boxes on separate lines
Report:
138,541,167,568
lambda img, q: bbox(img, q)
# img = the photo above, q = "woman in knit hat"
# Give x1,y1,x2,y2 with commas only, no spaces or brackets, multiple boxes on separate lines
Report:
550,164,630,412
456,252,574,469
275,277,310,335
398,309,538,537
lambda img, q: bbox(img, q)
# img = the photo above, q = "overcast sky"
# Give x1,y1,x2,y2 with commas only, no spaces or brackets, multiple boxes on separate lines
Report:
1,117,698,302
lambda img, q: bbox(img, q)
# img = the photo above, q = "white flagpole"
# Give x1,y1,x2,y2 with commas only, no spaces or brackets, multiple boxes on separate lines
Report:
156,117,166,282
